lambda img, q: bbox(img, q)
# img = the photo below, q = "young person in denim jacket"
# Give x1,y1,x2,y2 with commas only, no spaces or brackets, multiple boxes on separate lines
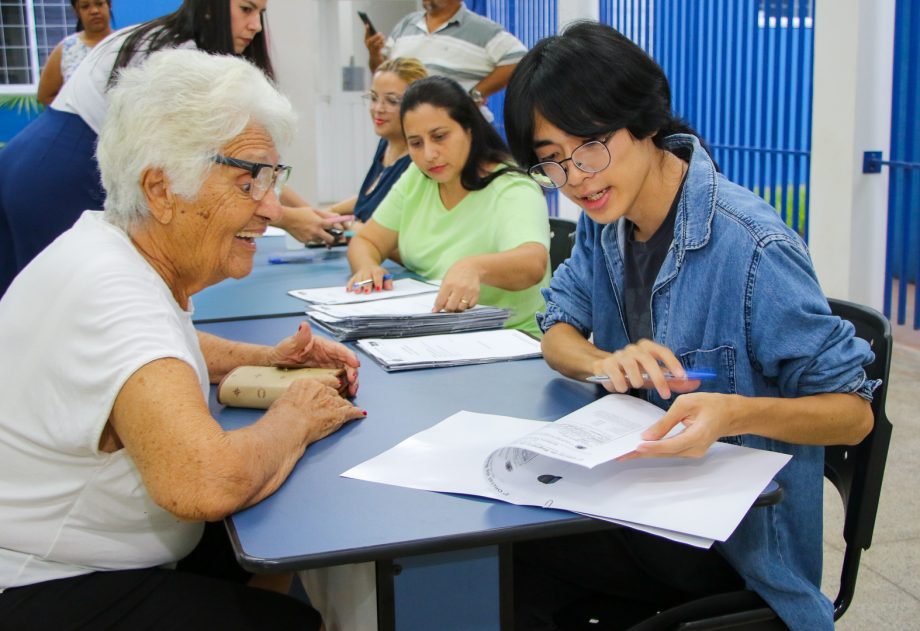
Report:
502,21,877,631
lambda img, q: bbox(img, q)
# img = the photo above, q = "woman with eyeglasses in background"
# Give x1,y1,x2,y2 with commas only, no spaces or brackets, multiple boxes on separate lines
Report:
503,21,876,631
346,75,550,337
314,57,427,228
37,0,114,106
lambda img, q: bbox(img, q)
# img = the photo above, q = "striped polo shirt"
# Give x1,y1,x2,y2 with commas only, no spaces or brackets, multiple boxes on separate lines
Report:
383,3,527,91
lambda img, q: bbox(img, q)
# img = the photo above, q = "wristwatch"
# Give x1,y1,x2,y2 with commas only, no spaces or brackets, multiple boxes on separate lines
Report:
469,88,484,105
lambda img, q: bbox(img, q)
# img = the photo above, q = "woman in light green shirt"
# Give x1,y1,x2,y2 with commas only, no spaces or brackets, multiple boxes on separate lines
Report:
346,76,551,337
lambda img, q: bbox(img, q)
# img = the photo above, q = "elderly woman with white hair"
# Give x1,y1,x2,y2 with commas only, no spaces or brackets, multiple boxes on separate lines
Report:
0,49,360,630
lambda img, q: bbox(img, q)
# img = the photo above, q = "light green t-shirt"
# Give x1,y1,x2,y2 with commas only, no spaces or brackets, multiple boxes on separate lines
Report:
373,164,551,337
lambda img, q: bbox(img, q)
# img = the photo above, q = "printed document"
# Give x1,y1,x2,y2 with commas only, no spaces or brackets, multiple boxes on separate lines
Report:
288,278,438,305
356,329,542,371
343,395,790,546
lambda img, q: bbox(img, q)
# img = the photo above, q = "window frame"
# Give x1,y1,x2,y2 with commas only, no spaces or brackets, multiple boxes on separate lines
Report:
1,0,65,95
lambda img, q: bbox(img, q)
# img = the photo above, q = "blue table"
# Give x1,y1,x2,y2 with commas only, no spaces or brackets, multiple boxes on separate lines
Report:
192,236,406,323
199,315,606,631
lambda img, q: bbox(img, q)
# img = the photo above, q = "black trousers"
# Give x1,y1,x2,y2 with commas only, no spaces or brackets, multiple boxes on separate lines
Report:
0,522,321,631
513,527,745,631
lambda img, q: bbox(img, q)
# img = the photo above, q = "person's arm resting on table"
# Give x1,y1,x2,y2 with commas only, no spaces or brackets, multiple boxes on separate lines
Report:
346,218,398,292
431,241,546,312
108,324,363,522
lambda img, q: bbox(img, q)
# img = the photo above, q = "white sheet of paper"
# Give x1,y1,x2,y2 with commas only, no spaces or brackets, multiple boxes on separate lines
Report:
501,395,669,468
343,410,789,543
288,278,438,305
306,293,443,318
356,330,541,366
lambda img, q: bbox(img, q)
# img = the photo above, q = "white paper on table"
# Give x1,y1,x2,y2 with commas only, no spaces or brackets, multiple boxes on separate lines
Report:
306,292,438,318
356,330,541,366
343,408,790,543
498,395,674,469
288,278,438,305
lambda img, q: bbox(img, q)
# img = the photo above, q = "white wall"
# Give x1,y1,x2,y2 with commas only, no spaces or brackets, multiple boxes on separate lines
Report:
808,0,895,309
267,0,416,205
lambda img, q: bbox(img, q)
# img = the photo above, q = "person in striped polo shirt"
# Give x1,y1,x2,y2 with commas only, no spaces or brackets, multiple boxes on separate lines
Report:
364,1,526,120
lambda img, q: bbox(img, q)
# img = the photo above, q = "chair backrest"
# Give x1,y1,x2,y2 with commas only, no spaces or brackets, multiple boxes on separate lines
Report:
548,217,577,274
825,298,894,619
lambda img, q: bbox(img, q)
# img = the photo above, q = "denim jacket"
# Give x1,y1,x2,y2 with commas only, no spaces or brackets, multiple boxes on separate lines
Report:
538,134,877,631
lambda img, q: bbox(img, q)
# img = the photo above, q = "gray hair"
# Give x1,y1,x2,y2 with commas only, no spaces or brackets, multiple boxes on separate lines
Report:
97,48,296,229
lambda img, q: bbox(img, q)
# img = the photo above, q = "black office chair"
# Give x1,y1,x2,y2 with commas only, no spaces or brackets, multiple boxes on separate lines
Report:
549,217,577,274
563,299,894,630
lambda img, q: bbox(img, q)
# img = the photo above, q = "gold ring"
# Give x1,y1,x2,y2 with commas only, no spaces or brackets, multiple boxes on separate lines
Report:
460,298,470,304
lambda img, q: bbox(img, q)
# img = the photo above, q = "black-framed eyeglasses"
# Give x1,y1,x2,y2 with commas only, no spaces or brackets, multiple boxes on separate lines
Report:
361,91,402,110
212,155,292,201
528,132,615,190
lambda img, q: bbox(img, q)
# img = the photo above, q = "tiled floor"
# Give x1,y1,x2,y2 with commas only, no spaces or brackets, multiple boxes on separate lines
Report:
822,325,920,628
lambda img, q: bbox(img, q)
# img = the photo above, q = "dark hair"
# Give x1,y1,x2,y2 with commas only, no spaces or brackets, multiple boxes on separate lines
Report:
504,21,702,169
399,76,522,191
108,0,274,85
71,0,112,33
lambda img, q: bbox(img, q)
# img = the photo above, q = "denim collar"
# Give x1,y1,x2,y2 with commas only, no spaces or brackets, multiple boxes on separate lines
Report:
605,133,717,282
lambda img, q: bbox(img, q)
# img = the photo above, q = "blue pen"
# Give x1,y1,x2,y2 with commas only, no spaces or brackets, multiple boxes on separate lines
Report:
268,253,318,264
352,273,393,289
586,368,717,384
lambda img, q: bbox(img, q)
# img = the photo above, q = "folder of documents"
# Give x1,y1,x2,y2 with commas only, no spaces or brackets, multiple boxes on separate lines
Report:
356,329,542,371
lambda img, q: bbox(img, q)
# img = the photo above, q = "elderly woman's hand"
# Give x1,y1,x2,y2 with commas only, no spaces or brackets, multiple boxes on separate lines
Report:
269,321,360,396
272,378,366,446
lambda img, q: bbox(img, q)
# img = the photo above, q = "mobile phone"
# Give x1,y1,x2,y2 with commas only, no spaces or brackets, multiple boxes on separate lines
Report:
357,11,377,36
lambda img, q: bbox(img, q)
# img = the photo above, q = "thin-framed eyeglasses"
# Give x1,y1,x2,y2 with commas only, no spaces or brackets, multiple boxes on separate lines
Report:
361,91,402,110
212,155,292,201
528,132,615,190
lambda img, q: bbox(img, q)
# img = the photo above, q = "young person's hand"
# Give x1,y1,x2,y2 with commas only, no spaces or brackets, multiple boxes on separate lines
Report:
591,339,701,400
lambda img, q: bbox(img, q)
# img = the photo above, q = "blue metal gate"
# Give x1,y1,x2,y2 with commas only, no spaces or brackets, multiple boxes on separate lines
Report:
884,0,920,327
600,0,815,239
468,0,559,214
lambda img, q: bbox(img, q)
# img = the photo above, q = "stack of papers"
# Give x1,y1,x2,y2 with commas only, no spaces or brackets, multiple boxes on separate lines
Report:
298,289,510,342
343,395,790,548
289,279,510,341
356,329,542,371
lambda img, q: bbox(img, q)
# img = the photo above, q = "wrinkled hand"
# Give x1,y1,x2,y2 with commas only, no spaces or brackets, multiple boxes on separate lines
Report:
272,378,365,446
432,259,480,312
592,339,700,400
619,392,737,460
346,265,393,294
281,206,348,246
269,321,360,396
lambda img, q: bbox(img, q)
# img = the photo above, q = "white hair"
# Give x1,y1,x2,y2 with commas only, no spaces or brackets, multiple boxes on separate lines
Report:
97,48,296,229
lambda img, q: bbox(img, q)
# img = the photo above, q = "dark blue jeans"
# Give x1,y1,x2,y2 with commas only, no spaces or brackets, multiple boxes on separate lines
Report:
0,108,105,297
